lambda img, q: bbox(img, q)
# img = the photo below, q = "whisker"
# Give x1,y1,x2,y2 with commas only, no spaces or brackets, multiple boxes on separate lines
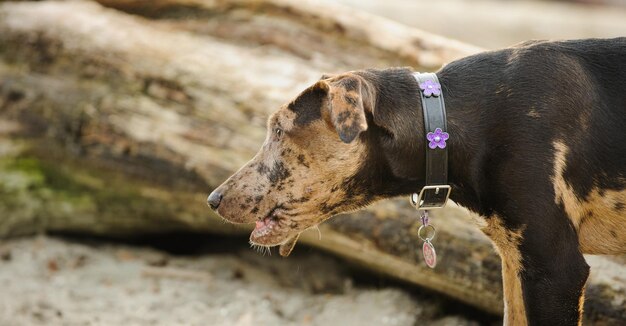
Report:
313,225,322,240
249,241,272,256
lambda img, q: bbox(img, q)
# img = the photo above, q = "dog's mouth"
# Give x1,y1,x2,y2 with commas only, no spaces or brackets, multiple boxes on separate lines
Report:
249,206,305,257
251,207,282,240
250,206,291,243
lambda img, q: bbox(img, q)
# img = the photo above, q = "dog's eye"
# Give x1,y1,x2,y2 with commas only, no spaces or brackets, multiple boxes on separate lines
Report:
274,128,283,139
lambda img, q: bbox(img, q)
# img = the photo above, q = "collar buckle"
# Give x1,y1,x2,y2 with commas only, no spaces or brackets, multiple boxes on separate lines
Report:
411,185,452,210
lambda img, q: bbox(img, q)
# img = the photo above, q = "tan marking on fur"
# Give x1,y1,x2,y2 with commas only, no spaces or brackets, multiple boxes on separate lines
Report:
553,141,581,220
526,108,540,118
576,188,626,254
552,141,626,254
578,286,586,326
495,84,506,95
481,215,527,326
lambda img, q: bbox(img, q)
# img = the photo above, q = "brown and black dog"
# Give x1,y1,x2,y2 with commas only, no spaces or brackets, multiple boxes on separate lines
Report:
208,38,626,325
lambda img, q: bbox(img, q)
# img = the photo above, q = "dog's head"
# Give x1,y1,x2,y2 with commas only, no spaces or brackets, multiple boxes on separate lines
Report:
208,69,424,250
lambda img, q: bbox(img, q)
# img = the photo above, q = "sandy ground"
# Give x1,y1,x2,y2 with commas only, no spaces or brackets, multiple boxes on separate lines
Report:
0,236,489,326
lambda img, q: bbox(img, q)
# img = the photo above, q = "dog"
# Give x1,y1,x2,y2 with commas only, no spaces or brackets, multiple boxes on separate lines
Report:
208,38,626,325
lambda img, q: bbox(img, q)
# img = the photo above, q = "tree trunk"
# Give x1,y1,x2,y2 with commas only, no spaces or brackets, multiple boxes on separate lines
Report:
0,0,623,323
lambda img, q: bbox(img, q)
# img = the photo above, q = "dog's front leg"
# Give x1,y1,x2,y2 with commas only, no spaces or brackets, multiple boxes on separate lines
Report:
483,213,589,325
482,215,528,325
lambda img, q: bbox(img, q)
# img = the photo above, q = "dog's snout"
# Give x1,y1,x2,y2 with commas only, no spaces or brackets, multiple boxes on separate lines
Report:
207,190,223,210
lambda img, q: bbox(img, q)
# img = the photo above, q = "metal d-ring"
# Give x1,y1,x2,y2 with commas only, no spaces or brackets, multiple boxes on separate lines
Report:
418,224,436,242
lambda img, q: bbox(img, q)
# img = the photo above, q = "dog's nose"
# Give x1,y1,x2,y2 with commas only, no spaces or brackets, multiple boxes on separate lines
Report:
207,190,222,210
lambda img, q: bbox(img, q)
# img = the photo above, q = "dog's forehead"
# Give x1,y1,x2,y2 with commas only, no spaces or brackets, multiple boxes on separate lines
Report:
269,106,297,131
286,83,327,126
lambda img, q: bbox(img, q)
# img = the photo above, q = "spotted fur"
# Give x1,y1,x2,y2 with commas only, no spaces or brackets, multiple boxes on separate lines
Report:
211,80,372,247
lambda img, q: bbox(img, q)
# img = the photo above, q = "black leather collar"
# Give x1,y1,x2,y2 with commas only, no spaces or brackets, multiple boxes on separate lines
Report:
411,72,452,209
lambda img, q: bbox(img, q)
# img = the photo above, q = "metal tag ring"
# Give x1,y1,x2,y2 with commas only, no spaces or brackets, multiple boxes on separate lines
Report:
418,225,436,242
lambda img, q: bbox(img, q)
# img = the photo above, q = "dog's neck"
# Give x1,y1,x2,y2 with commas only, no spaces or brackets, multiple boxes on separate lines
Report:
438,70,484,213
357,67,492,215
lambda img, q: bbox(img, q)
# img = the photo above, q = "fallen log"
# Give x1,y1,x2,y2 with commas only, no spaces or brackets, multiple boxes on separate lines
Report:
0,0,623,323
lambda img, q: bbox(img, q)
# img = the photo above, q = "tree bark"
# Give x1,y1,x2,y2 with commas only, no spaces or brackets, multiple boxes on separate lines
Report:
0,0,623,323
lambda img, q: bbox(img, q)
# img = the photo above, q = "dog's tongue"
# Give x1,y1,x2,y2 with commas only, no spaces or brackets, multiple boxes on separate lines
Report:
279,233,300,257
254,217,273,232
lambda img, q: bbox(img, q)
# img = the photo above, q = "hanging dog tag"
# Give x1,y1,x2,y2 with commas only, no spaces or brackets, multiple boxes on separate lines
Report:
422,240,437,268
417,214,437,269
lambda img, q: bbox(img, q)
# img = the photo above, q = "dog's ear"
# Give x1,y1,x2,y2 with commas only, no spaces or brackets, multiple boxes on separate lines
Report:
317,75,374,143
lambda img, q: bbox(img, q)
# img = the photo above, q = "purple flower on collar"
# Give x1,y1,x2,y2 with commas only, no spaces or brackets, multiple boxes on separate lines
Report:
419,79,441,97
427,128,449,149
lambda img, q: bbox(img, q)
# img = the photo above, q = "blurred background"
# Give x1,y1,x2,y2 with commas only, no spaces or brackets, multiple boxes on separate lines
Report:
332,0,626,49
0,0,624,325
